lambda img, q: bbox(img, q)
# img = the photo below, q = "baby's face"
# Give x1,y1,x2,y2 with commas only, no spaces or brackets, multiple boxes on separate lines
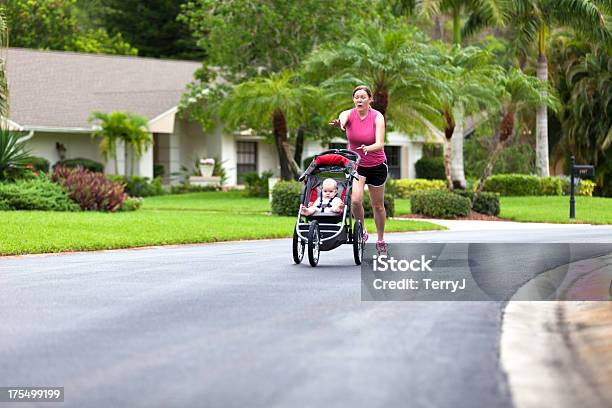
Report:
322,185,337,199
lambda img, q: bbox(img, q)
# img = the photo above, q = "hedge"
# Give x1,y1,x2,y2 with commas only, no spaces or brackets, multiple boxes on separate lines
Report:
415,156,445,180
410,190,471,219
363,192,395,218
482,174,595,197
483,174,541,196
394,178,447,198
53,158,105,173
455,190,500,216
108,175,165,197
271,180,302,216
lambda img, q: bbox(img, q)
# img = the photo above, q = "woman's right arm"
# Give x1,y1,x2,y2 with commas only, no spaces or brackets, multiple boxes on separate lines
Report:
329,110,350,130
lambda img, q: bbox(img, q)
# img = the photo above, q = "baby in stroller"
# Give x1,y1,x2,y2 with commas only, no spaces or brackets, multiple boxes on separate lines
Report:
300,178,345,216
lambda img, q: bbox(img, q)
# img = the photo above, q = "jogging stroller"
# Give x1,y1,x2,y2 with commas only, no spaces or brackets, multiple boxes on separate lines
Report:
293,149,364,267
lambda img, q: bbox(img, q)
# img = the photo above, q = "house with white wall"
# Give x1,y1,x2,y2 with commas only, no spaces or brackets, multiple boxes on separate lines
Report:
5,48,433,184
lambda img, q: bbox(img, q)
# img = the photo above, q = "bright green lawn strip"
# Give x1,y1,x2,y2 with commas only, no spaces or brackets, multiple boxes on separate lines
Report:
143,191,270,214
500,196,612,224
0,210,441,255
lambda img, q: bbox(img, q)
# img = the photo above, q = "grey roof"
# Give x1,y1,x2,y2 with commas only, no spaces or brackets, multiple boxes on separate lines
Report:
5,48,201,129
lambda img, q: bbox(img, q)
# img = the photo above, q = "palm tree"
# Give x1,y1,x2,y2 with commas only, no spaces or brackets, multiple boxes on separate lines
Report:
90,111,151,176
0,7,9,118
304,26,446,143
414,0,509,187
475,68,559,194
548,33,611,190
218,71,323,180
434,45,502,189
0,127,32,180
463,0,611,176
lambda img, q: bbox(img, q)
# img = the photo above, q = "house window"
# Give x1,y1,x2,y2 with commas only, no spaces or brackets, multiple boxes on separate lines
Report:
236,141,257,184
384,146,401,179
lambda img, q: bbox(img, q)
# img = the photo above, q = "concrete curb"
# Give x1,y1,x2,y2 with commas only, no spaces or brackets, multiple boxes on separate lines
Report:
501,255,612,408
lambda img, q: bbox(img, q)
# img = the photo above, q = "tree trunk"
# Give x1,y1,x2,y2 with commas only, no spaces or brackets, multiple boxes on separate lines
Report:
443,140,453,190
536,37,550,177
272,109,298,180
476,110,515,195
372,87,388,118
450,103,466,189
294,127,305,168
113,143,119,175
476,140,504,195
124,141,129,177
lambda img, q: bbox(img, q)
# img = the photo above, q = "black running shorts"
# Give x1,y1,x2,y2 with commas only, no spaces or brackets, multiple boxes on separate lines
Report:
357,162,388,187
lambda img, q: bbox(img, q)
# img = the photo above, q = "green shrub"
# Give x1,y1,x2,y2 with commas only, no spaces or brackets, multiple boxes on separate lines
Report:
410,190,471,219
561,177,596,197
455,190,501,216
0,177,80,211
169,183,222,194
362,192,395,218
539,177,563,196
53,158,105,173
0,128,33,181
415,156,445,180
271,180,302,216
153,164,165,179
483,174,541,196
121,196,143,211
244,170,273,197
394,178,447,198
109,175,165,197
26,156,50,174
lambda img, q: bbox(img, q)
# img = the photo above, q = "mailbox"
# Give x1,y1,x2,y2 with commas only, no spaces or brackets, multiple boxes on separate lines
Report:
572,165,595,178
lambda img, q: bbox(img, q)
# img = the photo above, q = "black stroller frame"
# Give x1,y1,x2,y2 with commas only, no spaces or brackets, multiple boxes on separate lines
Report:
292,149,365,267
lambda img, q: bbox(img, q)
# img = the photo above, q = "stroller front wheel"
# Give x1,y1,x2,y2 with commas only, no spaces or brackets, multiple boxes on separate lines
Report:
308,221,320,267
353,220,363,265
292,226,305,264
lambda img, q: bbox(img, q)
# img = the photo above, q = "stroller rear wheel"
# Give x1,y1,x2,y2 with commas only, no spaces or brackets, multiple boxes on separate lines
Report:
308,221,320,267
353,220,363,265
292,226,305,264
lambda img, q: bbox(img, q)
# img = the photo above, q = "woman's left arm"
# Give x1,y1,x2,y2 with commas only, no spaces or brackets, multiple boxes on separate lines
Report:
363,113,385,154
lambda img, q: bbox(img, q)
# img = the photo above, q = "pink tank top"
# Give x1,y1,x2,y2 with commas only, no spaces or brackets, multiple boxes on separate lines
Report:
345,108,386,167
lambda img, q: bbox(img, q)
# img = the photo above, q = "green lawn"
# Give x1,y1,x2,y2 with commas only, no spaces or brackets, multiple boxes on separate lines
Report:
500,196,612,224
395,195,612,224
0,192,443,255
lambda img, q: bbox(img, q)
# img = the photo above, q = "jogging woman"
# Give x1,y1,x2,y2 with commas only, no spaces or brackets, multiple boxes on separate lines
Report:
330,85,388,254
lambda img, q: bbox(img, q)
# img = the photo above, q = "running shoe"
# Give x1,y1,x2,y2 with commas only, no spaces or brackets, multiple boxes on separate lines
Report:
376,240,388,254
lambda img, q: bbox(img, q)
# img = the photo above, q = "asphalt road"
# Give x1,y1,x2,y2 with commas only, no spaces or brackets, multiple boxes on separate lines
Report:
1,224,612,408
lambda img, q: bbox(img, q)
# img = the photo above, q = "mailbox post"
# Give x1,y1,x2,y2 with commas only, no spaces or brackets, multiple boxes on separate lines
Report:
569,155,595,219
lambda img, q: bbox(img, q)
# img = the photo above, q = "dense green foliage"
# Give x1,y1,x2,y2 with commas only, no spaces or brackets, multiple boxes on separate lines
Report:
96,0,202,60
454,190,501,216
3,0,136,54
0,128,33,180
393,179,447,198
464,133,536,177
415,157,446,180
26,156,50,174
0,177,80,211
271,180,302,216
244,171,273,198
410,190,471,218
108,176,165,197
53,158,105,173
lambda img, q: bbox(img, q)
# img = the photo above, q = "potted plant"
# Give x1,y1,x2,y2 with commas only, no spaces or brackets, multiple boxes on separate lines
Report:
199,158,215,177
